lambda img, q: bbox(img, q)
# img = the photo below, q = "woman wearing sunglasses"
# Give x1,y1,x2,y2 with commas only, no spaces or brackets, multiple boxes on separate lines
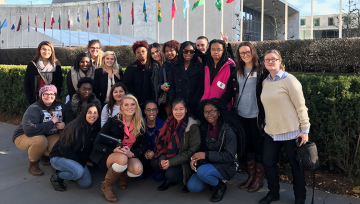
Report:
168,41,204,117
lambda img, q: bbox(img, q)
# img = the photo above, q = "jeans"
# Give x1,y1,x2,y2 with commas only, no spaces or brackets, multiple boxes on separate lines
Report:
187,164,225,193
50,157,92,189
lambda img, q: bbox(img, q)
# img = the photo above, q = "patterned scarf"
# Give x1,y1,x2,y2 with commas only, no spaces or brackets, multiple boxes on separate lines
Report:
70,65,96,92
36,56,56,84
154,114,188,159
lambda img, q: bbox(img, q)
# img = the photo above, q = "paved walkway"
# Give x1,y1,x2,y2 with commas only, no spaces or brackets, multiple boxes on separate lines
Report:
0,122,358,204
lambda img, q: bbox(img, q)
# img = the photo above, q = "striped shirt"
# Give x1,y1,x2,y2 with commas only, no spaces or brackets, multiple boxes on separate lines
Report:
266,70,310,141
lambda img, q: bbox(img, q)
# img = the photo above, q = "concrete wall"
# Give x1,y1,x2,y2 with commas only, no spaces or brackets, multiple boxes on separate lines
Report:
277,12,300,40
0,0,5,5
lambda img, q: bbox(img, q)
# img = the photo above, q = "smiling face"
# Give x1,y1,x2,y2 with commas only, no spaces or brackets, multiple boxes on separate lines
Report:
89,42,101,59
151,47,161,62
104,54,115,67
112,86,125,103
183,45,195,62
196,39,208,54
41,91,56,106
210,43,224,61
239,46,253,65
79,57,91,73
145,102,158,122
40,45,52,60
79,83,93,101
264,53,281,73
203,104,219,125
172,102,186,123
121,98,136,116
86,106,99,125
135,47,148,62
165,46,177,60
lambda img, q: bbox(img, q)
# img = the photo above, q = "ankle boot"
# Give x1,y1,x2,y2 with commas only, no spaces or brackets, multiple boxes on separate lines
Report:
248,163,264,192
50,173,67,192
40,155,51,166
101,168,121,203
211,180,227,202
239,160,256,189
28,160,44,176
118,171,128,189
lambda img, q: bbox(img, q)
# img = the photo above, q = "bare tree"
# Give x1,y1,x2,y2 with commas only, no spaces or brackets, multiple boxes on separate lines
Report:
335,0,359,38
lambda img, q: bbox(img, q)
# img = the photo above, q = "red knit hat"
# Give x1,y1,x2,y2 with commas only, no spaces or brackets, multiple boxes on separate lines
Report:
39,85,57,97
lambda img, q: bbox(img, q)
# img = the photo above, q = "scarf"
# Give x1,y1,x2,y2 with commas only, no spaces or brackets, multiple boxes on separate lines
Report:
71,92,102,118
154,115,188,159
71,65,95,92
36,56,56,84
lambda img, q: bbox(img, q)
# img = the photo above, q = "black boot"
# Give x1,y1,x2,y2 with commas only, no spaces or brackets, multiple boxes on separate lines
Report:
50,173,67,192
259,193,280,204
182,185,190,193
210,180,227,202
157,180,176,191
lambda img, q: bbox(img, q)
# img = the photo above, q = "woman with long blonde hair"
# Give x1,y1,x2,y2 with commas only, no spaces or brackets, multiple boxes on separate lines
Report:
90,94,147,203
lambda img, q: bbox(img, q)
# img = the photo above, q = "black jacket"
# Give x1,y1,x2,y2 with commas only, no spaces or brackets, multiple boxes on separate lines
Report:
64,93,102,124
89,113,148,165
94,68,122,107
199,121,238,180
49,125,100,167
66,69,76,100
143,61,160,102
24,62,63,105
168,60,204,117
158,59,172,93
221,68,269,133
123,60,147,106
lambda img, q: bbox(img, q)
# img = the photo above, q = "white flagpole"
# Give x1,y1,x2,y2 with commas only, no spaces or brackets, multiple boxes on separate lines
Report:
109,2,110,46
285,0,288,40
220,0,223,38
120,1,122,45
7,13,8,49
310,0,313,39
98,1,100,40
60,7,62,47
186,5,189,41
132,24,133,44
261,0,264,41
172,19,174,40
203,0,205,36
69,8,71,46
144,22,146,40
36,11,38,46
339,0,342,38
240,0,243,42
78,5,80,46
88,3,90,42
13,12,15,48
52,8,54,44
21,11,23,48
0,14,2,49
28,11,30,48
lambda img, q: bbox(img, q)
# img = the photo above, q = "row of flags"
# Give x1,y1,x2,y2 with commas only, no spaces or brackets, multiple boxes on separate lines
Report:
0,0,236,32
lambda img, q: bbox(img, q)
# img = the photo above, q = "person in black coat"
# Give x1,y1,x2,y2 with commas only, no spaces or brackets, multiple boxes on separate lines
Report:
49,103,101,192
187,98,245,202
94,51,123,107
168,41,204,118
123,40,149,108
64,77,101,124
24,41,63,105
90,94,148,203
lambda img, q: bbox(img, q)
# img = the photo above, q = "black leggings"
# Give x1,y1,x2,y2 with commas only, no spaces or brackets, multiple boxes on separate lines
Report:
151,158,183,183
239,116,263,162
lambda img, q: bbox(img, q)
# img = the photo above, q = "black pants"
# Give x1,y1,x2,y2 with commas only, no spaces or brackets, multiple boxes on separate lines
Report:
151,158,183,183
263,134,306,200
239,116,263,162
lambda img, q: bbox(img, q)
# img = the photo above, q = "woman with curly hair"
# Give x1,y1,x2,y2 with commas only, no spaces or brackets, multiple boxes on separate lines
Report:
123,40,149,109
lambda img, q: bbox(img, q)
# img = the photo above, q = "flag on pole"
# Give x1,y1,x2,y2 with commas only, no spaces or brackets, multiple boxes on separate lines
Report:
97,5,100,27
107,7,110,26
35,13,37,32
86,8,89,28
77,7,80,28
58,12,61,29
118,2,122,25
192,0,204,11
131,1,134,25
0,18,7,29
11,21,15,30
215,0,222,11
171,0,177,20
226,0,235,3
16,16,22,31
68,9,70,29
50,11,55,29
183,0,189,19
143,0,147,23
28,15,30,32
158,0,162,22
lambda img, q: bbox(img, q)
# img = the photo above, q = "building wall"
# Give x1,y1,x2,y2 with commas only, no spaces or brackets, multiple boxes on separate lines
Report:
0,0,5,5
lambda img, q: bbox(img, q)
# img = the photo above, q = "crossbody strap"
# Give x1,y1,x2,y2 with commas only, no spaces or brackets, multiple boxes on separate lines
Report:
235,69,254,109
163,67,167,83
32,61,49,85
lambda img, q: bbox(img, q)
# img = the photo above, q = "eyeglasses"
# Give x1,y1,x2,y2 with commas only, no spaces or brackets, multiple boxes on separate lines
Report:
211,49,223,53
145,108,158,113
136,50,147,55
203,110,218,116
183,49,195,54
90,47,101,50
239,51,252,56
42,93,55,97
264,58,279,63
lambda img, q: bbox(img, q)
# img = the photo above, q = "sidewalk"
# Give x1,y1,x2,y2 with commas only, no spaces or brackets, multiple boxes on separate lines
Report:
0,122,358,204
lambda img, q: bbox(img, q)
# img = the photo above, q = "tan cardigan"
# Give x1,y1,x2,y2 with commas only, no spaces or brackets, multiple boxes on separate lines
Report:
260,74,310,135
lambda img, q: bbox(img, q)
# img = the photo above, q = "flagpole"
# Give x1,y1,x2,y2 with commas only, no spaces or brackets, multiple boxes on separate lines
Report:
157,21,159,43
220,0,223,38
339,0,342,38
203,0,205,36
60,7,62,47
88,2,90,42
186,5,189,41
261,0,264,41
172,19,174,40
132,24,133,44
36,11,38,46
109,2,110,46
284,0,288,40
21,11,23,48
28,10,30,48
69,8,71,47
78,4,80,46
0,14,2,49
52,7,54,45
14,12,15,48
120,1,122,45
7,13,8,49
98,1,100,41
240,0,243,42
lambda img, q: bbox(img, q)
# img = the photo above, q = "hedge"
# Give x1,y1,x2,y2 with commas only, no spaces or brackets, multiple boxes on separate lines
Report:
1,65,360,180
1,38,360,73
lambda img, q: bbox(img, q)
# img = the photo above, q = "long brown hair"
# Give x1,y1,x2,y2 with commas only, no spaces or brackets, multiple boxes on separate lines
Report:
145,43,165,71
33,41,59,65
235,41,260,77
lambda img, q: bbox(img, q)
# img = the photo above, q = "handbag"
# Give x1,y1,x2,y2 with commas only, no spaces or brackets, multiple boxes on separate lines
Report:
232,69,253,112
158,68,168,106
99,133,123,148
295,139,320,204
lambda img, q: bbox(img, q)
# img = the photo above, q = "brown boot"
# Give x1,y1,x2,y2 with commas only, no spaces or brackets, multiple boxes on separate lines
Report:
101,168,121,202
248,163,264,193
28,160,44,176
239,160,256,189
118,171,128,189
40,155,51,166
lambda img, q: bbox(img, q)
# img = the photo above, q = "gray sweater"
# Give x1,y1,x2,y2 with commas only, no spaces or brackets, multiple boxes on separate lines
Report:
12,102,63,142
236,68,258,118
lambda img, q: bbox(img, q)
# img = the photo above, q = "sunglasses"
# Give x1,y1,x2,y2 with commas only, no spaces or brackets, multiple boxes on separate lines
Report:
183,49,195,54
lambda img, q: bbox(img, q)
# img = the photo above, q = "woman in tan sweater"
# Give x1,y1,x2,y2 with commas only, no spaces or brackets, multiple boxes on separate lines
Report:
259,50,310,204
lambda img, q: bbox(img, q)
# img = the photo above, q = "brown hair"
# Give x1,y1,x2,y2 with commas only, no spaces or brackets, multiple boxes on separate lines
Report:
87,40,102,68
263,49,285,71
33,41,59,65
235,41,260,77
146,43,165,71
132,40,149,54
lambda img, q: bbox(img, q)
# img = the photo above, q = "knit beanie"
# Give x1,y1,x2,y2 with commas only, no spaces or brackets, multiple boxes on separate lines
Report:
39,84,57,97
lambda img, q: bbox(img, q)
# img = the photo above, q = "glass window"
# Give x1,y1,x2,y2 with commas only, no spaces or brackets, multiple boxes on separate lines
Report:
301,19,306,26
314,18,320,26
328,17,334,26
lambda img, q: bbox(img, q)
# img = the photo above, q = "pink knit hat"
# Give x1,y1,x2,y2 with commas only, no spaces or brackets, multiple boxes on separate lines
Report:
39,85,57,97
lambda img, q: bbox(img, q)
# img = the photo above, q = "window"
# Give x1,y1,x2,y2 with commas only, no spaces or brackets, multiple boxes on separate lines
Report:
301,19,306,26
328,17,334,26
314,18,320,26
343,16,351,24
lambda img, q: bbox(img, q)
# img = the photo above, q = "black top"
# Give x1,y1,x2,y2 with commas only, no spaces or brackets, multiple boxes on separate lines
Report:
24,62,63,105
158,59,172,93
94,68,123,107
123,60,147,106
65,69,76,100
49,124,100,167
143,61,160,102
209,63,236,85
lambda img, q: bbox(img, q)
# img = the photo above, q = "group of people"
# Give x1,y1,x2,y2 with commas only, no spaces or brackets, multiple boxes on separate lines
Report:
13,34,310,204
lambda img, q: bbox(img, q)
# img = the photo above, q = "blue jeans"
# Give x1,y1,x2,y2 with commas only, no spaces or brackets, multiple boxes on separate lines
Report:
50,157,92,189
187,164,225,193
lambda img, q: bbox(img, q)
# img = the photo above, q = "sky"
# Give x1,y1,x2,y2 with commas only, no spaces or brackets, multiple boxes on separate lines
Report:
4,0,354,17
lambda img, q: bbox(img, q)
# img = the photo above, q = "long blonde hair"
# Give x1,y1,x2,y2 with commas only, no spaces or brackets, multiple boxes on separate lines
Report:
118,94,145,138
263,49,285,71
101,51,120,73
